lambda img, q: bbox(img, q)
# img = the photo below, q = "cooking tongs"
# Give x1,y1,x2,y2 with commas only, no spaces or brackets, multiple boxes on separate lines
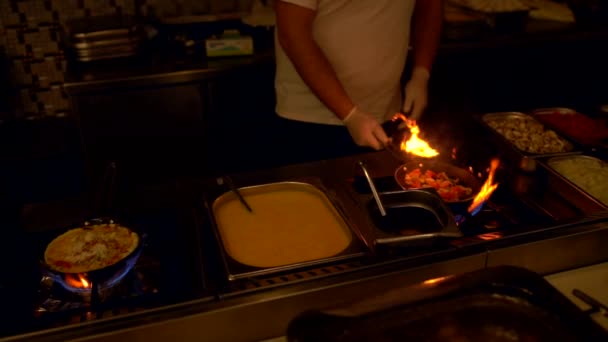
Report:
357,161,387,216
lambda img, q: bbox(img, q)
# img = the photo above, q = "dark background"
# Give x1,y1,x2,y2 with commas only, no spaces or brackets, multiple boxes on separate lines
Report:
0,2,607,211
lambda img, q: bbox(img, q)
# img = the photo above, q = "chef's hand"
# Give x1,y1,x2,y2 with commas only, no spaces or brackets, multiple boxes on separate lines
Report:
402,67,430,121
343,106,389,150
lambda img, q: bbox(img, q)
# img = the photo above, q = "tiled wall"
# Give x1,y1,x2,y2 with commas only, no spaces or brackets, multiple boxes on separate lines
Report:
0,0,253,120
0,0,136,120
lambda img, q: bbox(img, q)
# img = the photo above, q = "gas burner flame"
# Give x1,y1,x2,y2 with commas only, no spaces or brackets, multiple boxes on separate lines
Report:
392,113,439,158
455,214,467,226
478,232,504,241
468,158,500,216
65,274,92,290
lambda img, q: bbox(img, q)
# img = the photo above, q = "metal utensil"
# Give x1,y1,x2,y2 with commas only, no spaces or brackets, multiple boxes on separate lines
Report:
573,288,608,316
218,176,253,212
357,161,386,216
94,161,117,218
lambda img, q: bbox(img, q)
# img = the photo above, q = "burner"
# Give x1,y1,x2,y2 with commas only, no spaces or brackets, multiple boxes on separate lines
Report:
456,203,515,232
47,254,137,294
34,254,161,324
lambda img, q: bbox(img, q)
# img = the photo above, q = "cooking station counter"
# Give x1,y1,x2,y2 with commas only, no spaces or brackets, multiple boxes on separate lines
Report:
6,133,608,342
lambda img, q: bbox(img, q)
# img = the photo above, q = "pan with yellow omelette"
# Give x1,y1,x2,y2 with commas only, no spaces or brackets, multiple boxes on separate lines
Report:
44,219,141,274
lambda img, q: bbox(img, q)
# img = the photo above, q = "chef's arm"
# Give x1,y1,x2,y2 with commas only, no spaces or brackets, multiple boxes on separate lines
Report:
410,0,443,73
275,1,354,120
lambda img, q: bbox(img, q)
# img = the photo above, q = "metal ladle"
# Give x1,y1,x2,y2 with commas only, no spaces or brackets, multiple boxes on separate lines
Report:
217,176,253,212
357,161,387,216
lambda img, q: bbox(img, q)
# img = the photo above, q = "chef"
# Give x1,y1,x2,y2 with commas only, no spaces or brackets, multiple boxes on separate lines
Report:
273,0,443,163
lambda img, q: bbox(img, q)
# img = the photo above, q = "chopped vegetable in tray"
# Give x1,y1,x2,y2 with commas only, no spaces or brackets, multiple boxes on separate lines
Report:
404,168,472,202
549,157,608,206
536,111,608,145
486,116,571,154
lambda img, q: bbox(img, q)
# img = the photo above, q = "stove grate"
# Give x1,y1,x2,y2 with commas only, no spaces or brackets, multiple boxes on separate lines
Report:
229,261,367,292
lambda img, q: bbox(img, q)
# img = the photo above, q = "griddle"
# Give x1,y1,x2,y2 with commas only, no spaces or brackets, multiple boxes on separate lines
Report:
287,266,608,342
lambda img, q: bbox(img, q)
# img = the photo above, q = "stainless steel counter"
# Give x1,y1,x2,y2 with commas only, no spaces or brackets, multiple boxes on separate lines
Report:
4,147,608,342
6,219,608,342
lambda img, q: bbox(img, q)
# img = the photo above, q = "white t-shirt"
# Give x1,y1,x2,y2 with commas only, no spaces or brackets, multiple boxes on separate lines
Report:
275,0,416,125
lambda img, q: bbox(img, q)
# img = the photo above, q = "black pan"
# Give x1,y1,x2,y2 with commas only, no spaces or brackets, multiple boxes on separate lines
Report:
287,266,608,342
41,217,145,291
394,160,481,205
39,162,145,293
383,116,481,204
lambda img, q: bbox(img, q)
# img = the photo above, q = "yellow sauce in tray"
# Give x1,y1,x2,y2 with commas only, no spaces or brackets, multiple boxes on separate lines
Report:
213,185,352,268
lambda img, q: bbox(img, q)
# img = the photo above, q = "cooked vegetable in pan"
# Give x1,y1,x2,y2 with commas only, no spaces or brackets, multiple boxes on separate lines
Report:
404,168,473,202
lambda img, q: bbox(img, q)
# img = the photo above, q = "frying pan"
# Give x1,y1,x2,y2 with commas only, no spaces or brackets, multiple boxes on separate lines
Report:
39,162,145,294
41,218,145,292
382,117,482,211
287,266,608,342
394,160,481,205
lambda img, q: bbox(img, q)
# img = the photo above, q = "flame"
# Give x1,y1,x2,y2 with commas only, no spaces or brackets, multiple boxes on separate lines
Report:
80,275,90,288
468,158,500,215
478,232,504,241
423,276,451,285
65,274,92,289
392,113,439,158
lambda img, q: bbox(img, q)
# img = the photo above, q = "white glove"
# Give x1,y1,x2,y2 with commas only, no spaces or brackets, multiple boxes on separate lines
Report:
402,67,430,121
343,106,389,150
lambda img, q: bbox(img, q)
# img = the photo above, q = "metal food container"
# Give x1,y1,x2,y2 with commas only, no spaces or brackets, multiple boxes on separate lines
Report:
206,181,367,280
531,107,578,115
544,155,608,210
367,189,461,247
531,107,608,148
64,15,145,62
480,112,580,171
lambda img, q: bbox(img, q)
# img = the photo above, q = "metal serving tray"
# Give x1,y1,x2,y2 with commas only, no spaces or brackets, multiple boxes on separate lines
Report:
531,107,608,149
205,181,367,281
543,155,608,210
531,107,578,115
73,36,143,50
366,189,461,247
479,112,581,171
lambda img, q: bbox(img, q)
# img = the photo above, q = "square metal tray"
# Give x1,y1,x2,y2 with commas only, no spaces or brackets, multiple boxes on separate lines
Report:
478,112,582,171
204,180,368,281
530,107,608,149
541,155,608,211
367,189,461,246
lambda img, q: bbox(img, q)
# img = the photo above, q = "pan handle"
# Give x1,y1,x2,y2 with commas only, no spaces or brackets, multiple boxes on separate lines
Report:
94,162,117,218
385,232,463,243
